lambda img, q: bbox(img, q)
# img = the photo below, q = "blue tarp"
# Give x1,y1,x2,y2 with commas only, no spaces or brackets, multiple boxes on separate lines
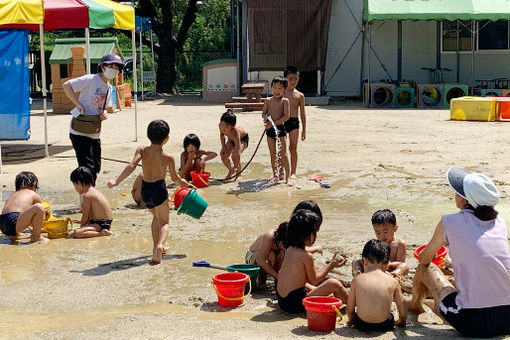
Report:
135,16,152,32
0,29,30,140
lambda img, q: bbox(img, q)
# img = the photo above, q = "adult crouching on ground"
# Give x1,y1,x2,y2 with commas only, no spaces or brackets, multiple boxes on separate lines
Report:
63,53,124,184
407,166,510,338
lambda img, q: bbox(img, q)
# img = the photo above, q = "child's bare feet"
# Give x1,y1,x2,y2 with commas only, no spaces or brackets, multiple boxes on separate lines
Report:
163,246,169,254
100,229,112,236
31,235,49,243
267,176,279,185
225,170,235,180
286,178,294,186
405,296,426,314
150,245,164,265
290,174,298,180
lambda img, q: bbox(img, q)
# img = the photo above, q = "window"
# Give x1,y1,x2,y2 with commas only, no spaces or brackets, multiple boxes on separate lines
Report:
442,21,473,52
478,20,509,50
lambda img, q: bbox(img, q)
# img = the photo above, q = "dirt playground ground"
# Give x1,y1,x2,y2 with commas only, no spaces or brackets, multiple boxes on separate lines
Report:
1,96,510,339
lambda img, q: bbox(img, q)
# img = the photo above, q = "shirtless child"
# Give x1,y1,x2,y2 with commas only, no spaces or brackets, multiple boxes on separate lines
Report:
71,166,113,238
352,209,409,278
347,239,407,331
179,133,217,181
283,66,306,180
277,209,348,314
0,171,48,242
108,120,189,264
219,109,249,181
262,76,291,185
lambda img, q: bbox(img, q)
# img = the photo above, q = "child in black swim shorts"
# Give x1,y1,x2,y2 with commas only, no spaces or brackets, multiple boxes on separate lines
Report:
108,120,189,264
71,166,113,238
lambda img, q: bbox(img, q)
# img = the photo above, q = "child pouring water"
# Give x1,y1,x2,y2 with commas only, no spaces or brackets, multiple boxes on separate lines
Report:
277,209,348,314
108,120,189,264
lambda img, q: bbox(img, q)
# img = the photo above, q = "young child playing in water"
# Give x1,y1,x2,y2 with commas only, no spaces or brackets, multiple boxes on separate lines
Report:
0,171,48,242
277,209,349,314
352,209,409,278
283,66,306,180
347,239,407,331
262,76,291,186
71,166,113,238
108,120,189,264
246,200,324,290
218,109,249,181
179,133,217,181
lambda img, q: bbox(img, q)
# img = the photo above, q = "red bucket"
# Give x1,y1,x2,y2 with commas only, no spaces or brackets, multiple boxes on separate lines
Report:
302,296,343,332
414,244,448,266
190,171,210,188
172,187,191,209
211,272,250,307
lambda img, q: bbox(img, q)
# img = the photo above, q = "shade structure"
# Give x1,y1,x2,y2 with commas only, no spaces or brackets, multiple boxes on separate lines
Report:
0,0,44,25
363,0,510,22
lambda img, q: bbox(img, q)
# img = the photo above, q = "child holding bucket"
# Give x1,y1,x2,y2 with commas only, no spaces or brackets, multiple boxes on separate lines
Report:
352,209,409,278
218,109,249,182
277,209,349,314
246,200,324,290
108,120,189,264
347,239,407,331
70,167,113,238
179,133,217,182
0,171,48,242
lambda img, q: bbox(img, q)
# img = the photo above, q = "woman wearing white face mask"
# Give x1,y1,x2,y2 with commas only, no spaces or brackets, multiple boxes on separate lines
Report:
62,53,124,184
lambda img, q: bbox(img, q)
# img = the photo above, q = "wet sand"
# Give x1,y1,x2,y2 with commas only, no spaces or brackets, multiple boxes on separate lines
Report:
1,96,510,339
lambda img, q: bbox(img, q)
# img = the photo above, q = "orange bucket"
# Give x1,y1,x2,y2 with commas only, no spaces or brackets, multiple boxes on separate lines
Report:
303,296,343,332
190,171,210,188
414,244,448,266
211,272,250,307
171,187,191,209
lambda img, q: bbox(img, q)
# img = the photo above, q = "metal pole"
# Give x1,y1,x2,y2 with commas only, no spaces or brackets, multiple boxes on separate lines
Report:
360,22,366,101
139,31,144,100
151,31,156,92
397,20,402,82
131,30,138,142
236,0,241,96
39,24,49,157
0,144,2,174
317,70,321,96
456,21,460,83
471,20,475,85
85,28,91,74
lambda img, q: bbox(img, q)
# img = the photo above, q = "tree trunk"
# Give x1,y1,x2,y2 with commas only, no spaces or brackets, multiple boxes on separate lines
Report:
156,40,177,94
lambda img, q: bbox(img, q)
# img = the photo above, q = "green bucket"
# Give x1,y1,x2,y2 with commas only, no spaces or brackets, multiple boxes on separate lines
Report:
177,189,208,219
227,264,260,293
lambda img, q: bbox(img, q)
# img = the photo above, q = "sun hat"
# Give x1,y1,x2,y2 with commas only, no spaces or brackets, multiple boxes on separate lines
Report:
446,166,500,208
100,53,124,71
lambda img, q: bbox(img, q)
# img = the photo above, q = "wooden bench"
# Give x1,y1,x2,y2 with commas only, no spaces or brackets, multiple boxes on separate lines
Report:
225,82,266,112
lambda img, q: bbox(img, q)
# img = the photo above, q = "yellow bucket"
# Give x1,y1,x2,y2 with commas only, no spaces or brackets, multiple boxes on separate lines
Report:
42,218,73,239
42,200,54,221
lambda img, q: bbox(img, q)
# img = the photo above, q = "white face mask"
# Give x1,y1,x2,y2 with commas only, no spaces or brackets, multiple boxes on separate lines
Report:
103,66,119,79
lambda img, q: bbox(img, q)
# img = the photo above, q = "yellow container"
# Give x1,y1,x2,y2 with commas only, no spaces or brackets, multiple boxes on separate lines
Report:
42,218,73,238
450,96,496,121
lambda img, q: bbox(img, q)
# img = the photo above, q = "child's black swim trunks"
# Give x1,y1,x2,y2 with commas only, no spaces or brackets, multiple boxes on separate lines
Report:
141,179,169,209
277,287,306,314
265,125,286,139
0,212,20,236
284,117,299,133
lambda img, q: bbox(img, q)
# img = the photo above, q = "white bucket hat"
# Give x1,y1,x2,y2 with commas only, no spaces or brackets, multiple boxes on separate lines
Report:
446,166,500,208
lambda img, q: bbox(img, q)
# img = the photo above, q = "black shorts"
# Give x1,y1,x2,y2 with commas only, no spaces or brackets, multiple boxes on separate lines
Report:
354,312,395,332
266,125,286,140
90,219,112,230
277,287,306,314
0,212,20,236
229,134,249,148
284,117,299,133
440,292,510,338
141,179,169,209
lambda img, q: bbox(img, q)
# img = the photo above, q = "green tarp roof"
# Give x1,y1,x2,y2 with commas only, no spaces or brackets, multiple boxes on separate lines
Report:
49,37,123,64
363,0,510,22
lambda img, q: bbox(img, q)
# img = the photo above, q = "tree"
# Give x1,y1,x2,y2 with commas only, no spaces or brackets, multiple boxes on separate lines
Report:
137,0,200,94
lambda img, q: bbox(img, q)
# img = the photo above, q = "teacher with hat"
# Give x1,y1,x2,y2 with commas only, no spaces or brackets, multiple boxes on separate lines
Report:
407,166,510,337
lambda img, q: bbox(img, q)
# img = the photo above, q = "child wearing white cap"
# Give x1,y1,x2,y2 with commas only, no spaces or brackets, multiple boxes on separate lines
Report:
407,166,510,337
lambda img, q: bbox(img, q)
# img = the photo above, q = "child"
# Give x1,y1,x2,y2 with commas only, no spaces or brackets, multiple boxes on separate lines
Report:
179,133,217,181
70,166,113,238
218,109,249,181
347,239,407,331
108,120,189,264
262,76,291,185
131,172,145,208
352,209,409,277
283,66,306,180
277,209,348,314
246,200,324,289
0,171,47,242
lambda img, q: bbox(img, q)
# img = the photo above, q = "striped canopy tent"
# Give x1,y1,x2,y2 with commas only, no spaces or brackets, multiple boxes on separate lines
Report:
0,0,138,159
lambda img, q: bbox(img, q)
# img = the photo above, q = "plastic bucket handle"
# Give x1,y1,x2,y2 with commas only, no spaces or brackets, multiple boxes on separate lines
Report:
332,305,343,322
197,174,209,186
211,278,251,302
